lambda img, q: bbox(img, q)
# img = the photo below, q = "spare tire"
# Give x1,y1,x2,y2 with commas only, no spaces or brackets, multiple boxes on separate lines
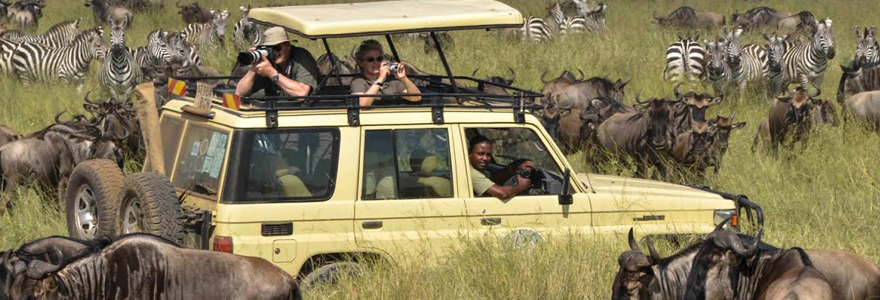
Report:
117,172,184,244
65,159,125,240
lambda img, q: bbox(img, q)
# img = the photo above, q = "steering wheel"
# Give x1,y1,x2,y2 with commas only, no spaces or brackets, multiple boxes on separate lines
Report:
501,166,548,195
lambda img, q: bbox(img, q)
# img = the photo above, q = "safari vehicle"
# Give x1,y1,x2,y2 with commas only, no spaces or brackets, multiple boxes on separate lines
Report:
64,0,763,285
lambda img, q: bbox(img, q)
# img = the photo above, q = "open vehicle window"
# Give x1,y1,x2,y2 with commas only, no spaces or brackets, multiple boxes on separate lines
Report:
464,127,564,196
235,129,339,202
159,116,184,175
362,128,453,200
172,124,229,199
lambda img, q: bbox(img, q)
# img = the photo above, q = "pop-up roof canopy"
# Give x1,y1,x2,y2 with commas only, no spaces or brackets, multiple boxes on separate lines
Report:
248,0,524,39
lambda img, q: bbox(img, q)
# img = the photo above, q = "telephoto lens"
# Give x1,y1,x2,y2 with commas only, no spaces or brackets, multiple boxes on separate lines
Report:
237,50,265,65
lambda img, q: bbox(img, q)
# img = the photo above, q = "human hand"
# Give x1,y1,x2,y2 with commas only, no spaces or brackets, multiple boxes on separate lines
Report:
393,63,406,79
518,160,537,170
378,61,391,82
253,56,276,78
516,175,531,188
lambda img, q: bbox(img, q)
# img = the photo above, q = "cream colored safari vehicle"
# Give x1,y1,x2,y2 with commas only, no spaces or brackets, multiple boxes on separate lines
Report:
64,0,763,286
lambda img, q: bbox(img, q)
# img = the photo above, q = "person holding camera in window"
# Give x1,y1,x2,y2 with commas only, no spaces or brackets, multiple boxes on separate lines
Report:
235,27,320,98
350,40,422,106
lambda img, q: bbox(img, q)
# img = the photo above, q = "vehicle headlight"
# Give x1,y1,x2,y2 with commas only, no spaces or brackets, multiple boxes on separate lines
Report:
713,210,737,229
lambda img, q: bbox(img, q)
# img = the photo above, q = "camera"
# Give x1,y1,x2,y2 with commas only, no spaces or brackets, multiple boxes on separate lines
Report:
388,63,402,73
237,45,277,65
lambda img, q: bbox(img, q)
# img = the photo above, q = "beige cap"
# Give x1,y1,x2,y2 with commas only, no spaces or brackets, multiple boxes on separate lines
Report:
261,26,290,46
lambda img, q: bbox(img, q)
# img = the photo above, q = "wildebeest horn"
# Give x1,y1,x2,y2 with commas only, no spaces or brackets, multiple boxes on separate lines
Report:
619,73,631,88
726,228,762,258
175,0,183,8
508,68,516,83
54,110,66,124
634,91,647,104
673,82,683,98
645,236,661,263
627,228,642,252
540,71,550,83
809,82,821,98
713,217,730,232
471,67,480,78
25,259,61,279
83,91,98,105
576,68,585,81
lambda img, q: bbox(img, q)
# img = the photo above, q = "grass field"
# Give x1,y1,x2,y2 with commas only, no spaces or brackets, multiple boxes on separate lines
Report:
2,0,880,298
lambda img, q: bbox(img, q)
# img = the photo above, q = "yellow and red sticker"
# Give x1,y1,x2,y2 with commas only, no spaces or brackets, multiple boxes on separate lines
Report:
167,78,187,96
222,93,240,110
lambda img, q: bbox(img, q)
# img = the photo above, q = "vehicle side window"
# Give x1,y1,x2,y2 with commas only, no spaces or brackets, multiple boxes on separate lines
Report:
362,128,453,200
172,124,229,198
241,129,338,202
464,127,564,196
159,116,183,175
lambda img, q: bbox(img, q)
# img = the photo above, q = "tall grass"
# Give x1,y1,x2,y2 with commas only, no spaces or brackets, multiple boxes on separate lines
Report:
2,0,880,298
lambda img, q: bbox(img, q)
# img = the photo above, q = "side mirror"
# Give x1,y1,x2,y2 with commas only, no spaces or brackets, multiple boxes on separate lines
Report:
559,168,573,205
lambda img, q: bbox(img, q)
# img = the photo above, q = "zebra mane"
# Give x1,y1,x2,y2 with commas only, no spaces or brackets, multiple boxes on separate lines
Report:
44,19,80,35
71,28,102,44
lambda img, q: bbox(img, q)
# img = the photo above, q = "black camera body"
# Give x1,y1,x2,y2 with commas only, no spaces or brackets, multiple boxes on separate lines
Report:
237,45,277,65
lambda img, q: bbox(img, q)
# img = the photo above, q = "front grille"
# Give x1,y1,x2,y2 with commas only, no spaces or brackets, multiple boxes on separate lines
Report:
261,223,293,236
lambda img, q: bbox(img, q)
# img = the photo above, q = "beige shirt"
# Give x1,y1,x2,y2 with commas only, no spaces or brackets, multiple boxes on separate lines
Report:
471,165,495,197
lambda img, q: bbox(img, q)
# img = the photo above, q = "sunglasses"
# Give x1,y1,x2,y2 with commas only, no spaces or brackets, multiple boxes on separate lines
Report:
364,56,384,63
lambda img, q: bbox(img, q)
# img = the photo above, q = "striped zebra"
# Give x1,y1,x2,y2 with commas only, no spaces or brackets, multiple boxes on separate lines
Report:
724,28,766,92
0,39,20,75
135,29,171,81
780,18,835,92
0,19,82,48
99,18,141,100
233,5,262,50
663,32,706,82
763,33,797,93
853,26,879,68
166,31,203,67
184,9,228,50
543,2,565,36
575,0,607,31
518,16,552,42
704,38,733,92
11,28,107,90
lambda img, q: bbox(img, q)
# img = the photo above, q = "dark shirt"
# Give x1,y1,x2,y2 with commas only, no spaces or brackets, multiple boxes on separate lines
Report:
350,76,410,104
250,45,320,97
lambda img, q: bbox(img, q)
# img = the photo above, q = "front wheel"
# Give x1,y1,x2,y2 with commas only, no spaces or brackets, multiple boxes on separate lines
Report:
65,159,125,240
117,172,184,244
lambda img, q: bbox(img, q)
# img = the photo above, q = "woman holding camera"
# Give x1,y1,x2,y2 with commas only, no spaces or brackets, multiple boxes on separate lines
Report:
350,40,421,106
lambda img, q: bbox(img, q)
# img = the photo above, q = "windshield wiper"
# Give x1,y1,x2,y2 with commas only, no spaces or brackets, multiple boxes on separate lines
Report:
191,183,218,196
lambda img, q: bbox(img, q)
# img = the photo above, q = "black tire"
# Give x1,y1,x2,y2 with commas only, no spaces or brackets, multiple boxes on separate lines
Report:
302,261,363,290
65,159,125,240
117,172,184,244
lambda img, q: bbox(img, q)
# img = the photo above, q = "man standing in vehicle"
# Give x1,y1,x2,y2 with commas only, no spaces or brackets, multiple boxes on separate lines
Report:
469,135,535,199
235,27,321,97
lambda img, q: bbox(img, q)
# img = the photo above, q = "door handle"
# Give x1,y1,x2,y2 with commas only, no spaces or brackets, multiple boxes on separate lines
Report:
481,218,502,226
362,221,383,229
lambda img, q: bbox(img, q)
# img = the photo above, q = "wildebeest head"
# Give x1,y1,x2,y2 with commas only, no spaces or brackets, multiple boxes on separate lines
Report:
534,101,572,141
852,26,878,68
539,69,583,100
611,228,662,300
673,83,723,123
703,37,727,79
472,67,516,95
635,96,678,150
763,33,790,71
811,18,835,59
777,86,821,137
683,221,763,300
710,113,746,152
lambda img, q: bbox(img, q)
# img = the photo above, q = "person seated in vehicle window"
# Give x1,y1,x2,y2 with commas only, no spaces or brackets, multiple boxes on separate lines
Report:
468,135,536,199
350,39,422,106
235,26,321,98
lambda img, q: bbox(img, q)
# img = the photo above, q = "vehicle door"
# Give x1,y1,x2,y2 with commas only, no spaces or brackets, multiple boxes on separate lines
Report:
354,126,468,260
457,125,592,245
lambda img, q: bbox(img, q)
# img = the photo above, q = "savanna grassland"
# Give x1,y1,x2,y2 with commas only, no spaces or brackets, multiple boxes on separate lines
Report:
2,0,880,299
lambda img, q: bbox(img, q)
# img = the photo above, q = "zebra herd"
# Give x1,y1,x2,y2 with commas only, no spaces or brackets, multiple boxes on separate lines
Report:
664,17,838,98
511,0,607,42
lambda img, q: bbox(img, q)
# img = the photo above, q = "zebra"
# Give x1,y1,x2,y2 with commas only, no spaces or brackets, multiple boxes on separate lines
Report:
135,29,171,81
724,28,766,92
763,33,797,94
543,2,565,36
99,18,140,100
575,0,607,31
517,16,551,42
853,26,879,68
0,19,82,48
11,28,107,90
704,37,732,93
184,9,228,49
166,31,203,67
780,18,835,92
233,5,262,50
663,31,706,82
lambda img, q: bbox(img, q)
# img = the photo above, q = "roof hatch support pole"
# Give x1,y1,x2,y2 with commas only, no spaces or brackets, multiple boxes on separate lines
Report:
321,38,344,91
431,31,459,102
384,35,401,62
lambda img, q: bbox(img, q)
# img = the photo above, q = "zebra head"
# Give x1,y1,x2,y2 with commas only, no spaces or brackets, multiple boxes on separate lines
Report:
546,2,564,25
853,26,878,67
146,29,172,65
704,38,727,79
210,9,229,45
763,33,789,71
578,1,607,30
81,27,108,61
108,17,126,54
164,31,190,66
723,27,744,67
812,18,835,59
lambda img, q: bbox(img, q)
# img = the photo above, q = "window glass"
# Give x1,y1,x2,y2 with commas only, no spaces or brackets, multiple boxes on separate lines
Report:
362,128,453,200
172,124,229,198
465,128,561,175
241,129,338,201
160,116,183,175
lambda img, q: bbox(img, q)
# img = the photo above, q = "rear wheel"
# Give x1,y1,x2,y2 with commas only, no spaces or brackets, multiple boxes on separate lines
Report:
117,172,184,243
302,261,363,290
65,159,125,240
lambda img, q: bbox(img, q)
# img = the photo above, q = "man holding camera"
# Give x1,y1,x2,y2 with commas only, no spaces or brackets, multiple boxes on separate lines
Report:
235,27,320,98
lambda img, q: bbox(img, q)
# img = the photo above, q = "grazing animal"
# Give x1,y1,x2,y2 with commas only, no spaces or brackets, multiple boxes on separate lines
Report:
547,75,630,154
703,37,731,91
663,31,706,82
779,18,835,92
84,0,133,29
471,67,516,95
577,96,634,154
731,6,791,31
752,86,823,152
0,234,304,300
99,18,141,100
596,96,679,179
232,5,262,50
542,2,565,36
725,28,766,92
176,1,212,24
10,28,107,89
671,82,723,136
315,53,357,86
844,91,880,129
539,69,583,101
671,121,713,175
654,6,725,29
777,11,817,38
852,26,879,68
5,0,43,31
560,0,607,34
184,9,228,49
417,31,454,54
135,29,173,81
514,15,551,42
764,33,796,93
0,126,20,149
0,19,82,48
706,113,745,173
838,63,880,105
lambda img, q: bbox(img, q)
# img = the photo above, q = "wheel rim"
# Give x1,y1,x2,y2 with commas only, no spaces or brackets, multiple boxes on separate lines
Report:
122,196,144,234
74,184,98,239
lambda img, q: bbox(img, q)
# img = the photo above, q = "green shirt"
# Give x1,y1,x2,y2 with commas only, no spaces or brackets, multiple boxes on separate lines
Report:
471,165,495,197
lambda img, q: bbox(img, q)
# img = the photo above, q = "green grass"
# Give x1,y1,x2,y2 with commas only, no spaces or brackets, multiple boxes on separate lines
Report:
2,0,880,299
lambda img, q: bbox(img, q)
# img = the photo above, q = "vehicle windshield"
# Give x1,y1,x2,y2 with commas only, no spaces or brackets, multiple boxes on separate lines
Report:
172,124,230,199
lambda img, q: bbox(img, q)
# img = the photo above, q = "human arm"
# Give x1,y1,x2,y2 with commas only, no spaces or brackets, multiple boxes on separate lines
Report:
352,62,391,106
234,69,258,97
251,56,311,97
483,175,531,199
393,65,421,102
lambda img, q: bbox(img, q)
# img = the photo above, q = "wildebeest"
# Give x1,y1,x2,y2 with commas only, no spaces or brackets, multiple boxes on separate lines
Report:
653,6,725,29
176,0,212,24
731,6,791,32
844,91,880,129
752,86,823,152
671,121,713,175
777,11,817,39
0,233,303,300
0,126,20,149
84,0,133,28
471,67,516,95
838,63,880,105
315,53,357,86
578,96,635,145
613,226,880,300
706,113,745,174
671,82,723,136
418,32,454,54
539,69,583,102
546,75,630,154
596,96,679,179
5,0,44,30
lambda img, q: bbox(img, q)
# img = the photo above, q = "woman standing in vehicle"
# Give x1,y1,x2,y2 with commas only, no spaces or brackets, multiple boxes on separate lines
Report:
350,40,422,106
